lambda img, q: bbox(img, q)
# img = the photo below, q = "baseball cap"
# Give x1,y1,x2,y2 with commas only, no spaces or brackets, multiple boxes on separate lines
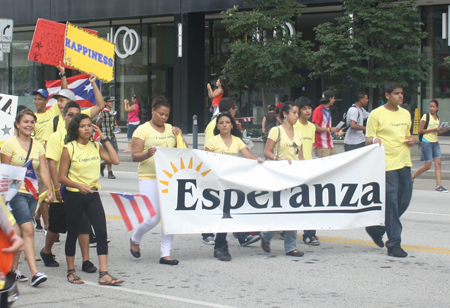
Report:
53,89,76,101
104,96,114,102
32,89,49,99
320,90,335,103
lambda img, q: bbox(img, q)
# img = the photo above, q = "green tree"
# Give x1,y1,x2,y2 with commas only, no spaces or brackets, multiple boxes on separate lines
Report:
221,0,311,111
310,0,432,110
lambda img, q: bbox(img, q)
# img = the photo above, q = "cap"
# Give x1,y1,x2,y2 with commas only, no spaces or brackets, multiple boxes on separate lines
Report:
104,96,114,102
320,90,335,103
32,89,49,99
53,89,76,101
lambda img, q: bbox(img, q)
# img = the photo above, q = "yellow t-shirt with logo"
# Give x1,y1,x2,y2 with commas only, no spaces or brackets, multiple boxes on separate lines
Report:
42,128,67,203
42,108,92,143
203,119,216,150
34,103,61,144
366,106,412,171
0,136,45,194
294,120,315,160
133,122,177,180
421,113,440,143
205,135,246,157
268,126,303,161
64,141,101,192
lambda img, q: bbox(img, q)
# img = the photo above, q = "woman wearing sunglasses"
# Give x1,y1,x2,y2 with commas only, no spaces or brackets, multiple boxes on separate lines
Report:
262,101,305,257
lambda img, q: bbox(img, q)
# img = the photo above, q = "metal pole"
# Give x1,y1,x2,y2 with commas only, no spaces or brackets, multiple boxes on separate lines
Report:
193,115,198,149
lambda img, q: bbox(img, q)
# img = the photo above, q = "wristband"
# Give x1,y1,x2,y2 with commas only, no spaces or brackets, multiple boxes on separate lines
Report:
55,188,60,192
372,137,379,144
328,128,331,132
102,137,111,142
59,72,66,77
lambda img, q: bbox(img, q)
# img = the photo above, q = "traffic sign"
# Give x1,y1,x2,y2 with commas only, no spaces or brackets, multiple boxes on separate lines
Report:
0,19,13,43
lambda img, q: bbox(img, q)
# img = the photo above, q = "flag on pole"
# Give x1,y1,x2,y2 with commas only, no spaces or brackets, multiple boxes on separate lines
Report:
23,161,38,199
110,193,156,231
44,74,101,109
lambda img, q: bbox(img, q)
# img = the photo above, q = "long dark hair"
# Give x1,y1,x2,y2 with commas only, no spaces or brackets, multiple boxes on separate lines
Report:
213,112,241,138
15,109,37,136
218,78,229,98
278,101,295,122
132,94,143,118
65,113,93,144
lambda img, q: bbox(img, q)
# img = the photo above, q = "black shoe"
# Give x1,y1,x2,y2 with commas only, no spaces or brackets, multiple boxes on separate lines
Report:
260,235,271,253
34,219,43,232
240,234,261,247
387,246,408,258
100,164,106,177
159,258,179,265
82,260,98,273
130,238,140,258
365,227,384,248
108,171,116,179
214,246,232,261
40,249,59,267
31,272,47,287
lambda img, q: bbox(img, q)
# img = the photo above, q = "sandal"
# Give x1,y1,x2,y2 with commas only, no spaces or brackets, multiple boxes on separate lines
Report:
285,249,304,257
99,271,123,286
67,269,84,284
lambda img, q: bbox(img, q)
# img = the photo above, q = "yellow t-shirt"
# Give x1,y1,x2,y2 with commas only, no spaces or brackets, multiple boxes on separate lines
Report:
43,128,67,203
203,119,216,150
64,141,101,192
205,135,246,156
42,108,92,142
34,103,61,144
0,136,45,194
366,106,412,171
133,122,177,180
421,113,439,143
268,126,303,161
294,120,315,160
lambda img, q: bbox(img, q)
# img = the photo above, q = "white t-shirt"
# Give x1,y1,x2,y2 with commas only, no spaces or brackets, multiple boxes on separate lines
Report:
344,105,370,145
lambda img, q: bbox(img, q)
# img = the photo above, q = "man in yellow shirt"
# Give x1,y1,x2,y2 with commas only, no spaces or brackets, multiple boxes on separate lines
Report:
365,82,415,258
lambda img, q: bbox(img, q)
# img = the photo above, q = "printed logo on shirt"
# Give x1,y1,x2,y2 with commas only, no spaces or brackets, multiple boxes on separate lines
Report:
77,156,100,163
390,122,408,127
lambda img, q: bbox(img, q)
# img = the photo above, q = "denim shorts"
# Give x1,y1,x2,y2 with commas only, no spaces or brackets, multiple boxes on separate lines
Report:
421,141,441,162
9,192,38,225
127,123,139,140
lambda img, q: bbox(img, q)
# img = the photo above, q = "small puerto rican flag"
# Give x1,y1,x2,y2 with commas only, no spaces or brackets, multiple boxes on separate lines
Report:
23,160,39,199
110,193,156,231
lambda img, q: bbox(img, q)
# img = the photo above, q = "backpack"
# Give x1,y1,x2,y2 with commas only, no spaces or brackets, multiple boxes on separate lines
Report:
418,113,438,143
341,105,359,132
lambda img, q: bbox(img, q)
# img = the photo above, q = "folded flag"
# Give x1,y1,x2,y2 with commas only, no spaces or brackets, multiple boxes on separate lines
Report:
45,73,101,109
110,193,156,231
23,160,38,199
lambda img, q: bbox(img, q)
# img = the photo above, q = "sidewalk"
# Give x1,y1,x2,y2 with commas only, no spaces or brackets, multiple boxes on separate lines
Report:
115,131,450,181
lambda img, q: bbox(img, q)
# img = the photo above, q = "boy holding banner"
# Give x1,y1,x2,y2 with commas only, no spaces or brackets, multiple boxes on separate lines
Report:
365,82,415,258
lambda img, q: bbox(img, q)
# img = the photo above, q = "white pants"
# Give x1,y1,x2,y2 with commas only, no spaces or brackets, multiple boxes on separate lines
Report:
131,180,174,257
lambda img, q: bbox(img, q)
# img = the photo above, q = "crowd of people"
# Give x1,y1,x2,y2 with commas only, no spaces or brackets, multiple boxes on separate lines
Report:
0,69,446,301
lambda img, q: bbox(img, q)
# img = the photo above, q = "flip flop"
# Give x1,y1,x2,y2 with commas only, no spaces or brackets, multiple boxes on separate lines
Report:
122,150,131,153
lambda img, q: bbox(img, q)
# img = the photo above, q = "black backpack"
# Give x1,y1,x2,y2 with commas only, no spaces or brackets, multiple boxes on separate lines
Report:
418,113,438,143
341,105,359,132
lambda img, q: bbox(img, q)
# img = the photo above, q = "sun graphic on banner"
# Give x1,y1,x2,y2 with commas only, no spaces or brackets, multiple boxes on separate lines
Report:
159,157,211,193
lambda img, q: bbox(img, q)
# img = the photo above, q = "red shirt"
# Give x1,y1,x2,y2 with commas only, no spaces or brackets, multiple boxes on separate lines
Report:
312,104,333,149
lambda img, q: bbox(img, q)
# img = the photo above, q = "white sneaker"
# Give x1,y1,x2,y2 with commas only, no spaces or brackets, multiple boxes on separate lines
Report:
31,272,47,287
14,270,28,282
203,236,215,245
436,186,449,193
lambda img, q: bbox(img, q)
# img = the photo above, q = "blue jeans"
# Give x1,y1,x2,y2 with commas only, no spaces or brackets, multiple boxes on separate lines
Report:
366,167,413,249
9,192,38,225
261,231,297,253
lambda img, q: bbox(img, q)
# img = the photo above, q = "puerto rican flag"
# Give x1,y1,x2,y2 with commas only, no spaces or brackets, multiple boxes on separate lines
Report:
45,74,101,109
23,160,39,199
110,193,156,231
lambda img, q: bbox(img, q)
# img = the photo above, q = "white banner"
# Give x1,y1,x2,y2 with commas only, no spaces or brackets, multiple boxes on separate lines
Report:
154,144,386,235
0,93,18,143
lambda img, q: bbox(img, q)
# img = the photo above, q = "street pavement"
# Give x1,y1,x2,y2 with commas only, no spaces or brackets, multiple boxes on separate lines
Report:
12,131,450,307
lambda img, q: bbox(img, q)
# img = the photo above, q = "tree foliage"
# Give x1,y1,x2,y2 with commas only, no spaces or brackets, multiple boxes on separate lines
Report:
221,0,312,110
309,0,432,109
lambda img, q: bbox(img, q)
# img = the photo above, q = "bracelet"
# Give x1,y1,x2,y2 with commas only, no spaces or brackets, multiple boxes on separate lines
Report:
55,188,60,192
274,155,278,160
102,137,111,142
372,137,379,144
59,72,66,77
328,128,331,132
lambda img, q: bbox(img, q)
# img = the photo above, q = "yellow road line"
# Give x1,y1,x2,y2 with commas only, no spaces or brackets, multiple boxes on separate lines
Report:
105,216,450,255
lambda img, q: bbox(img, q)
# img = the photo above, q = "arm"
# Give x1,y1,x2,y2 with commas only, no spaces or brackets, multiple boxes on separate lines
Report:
124,99,136,112
240,147,264,163
38,155,54,203
58,148,93,194
131,137,157,162
418,120,440,134
93,124,120,165
0,153,11,164
438,127,450,135
48,159,62,202
350,120,365,131
56,61,68,89
264,138,278,160
86,73,105,118
314,123,336,133
262,117,267,134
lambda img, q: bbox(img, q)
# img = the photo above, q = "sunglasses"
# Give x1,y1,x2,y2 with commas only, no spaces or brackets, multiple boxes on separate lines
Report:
293,142,299,155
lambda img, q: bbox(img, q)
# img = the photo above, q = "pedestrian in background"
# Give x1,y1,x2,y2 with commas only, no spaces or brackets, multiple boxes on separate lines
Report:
98,96,120,179
262,104,281,142
207,77,229,115
344,91,370,152
123,94,142,153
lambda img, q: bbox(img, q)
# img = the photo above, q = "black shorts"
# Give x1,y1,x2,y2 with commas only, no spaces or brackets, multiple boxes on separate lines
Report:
48,202,91,234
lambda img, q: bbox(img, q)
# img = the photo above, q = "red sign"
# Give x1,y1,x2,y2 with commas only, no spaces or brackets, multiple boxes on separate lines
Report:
28,19,98,69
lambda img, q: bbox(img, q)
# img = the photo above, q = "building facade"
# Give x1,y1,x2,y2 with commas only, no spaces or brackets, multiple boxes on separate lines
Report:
0,0,449,131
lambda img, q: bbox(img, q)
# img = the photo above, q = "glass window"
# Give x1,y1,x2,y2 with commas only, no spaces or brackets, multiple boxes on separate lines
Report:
0,53,9,94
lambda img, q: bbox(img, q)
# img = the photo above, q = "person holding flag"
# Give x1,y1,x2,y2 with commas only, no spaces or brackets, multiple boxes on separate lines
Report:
0,109,54,287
